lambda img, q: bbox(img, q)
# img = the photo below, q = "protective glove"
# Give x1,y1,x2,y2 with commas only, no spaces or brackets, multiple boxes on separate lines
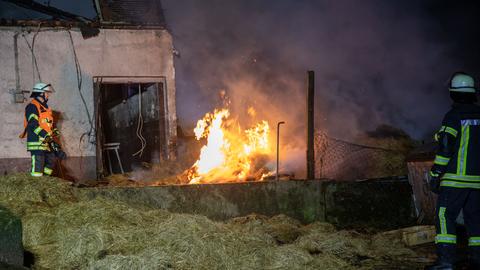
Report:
50,141,60,152
50,141,67,160
52,128,61,137
429,170,441,194
42,135,53,146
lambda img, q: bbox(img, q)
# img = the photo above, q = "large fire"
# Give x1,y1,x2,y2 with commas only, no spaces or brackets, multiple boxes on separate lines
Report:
186,108,273,184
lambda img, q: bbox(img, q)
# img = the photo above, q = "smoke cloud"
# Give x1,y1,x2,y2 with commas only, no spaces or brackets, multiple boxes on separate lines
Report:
0,1,474,138
162,0,471,142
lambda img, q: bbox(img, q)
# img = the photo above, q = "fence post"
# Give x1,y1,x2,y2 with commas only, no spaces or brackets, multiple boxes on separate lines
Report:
276,121,285,181
307,71,315,179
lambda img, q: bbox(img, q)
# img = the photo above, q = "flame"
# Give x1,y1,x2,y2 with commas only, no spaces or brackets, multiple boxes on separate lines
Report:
247,106,256,117
187,108,272,184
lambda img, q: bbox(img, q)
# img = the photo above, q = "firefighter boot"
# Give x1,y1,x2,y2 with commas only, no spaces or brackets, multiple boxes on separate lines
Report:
425,244,456,270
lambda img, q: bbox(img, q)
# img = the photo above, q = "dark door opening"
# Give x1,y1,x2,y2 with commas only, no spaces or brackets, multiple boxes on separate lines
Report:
97,82,168,175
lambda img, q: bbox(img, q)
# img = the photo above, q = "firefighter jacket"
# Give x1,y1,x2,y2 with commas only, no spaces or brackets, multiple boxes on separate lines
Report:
432,103,480,189
20,98,53,151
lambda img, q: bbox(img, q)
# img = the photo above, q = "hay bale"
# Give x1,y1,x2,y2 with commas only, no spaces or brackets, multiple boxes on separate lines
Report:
22,209,57,247
371,230,417,258
295,230,371,264
25,199,336,269
96,161,189,187
87,251,174,270
22,199,167,269
264,215,303,244
301,221,337,234
227,214,303,244
0,173,75,216
0,174,429,269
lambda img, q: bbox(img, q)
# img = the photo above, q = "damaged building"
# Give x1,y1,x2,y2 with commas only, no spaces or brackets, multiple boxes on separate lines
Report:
0,1,456,269
0,0,177,181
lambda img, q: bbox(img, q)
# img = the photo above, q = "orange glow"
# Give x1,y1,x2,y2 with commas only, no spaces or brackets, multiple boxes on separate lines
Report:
187,108,272,184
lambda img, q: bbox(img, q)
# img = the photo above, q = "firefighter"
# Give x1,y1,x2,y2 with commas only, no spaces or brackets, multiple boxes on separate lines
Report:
427,72,480,270
20,82,58,177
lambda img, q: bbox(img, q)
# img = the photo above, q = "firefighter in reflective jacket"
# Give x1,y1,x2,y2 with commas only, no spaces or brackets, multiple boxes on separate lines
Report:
427,72,480,270
20,82,57,177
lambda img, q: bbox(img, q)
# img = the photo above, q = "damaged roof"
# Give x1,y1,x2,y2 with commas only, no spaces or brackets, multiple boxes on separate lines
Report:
97,0,166,27
0,0,94,22
0,0,166,28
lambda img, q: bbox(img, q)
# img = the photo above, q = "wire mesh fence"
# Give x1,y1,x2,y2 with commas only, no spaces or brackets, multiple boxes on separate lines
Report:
315,132,410,181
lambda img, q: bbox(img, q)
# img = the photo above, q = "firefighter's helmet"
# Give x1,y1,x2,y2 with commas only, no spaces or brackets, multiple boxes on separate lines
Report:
449,73,476,93
32,82,54,93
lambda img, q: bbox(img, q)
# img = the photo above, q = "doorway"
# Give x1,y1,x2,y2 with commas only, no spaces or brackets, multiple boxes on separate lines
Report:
94,78,168,176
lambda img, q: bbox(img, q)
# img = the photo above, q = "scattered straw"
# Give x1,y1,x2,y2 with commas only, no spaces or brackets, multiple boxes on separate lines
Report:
0,174,428,269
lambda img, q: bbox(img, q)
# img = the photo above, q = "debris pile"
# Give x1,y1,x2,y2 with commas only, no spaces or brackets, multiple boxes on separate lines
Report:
0,174,430,269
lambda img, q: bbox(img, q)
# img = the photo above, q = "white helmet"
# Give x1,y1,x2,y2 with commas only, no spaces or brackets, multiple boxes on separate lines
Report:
32,82,54,93
449,73,476,93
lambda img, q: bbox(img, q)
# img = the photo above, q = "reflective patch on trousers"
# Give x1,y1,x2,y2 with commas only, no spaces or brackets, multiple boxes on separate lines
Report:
469,237,480,246
43,167,53,175
435,234,457,244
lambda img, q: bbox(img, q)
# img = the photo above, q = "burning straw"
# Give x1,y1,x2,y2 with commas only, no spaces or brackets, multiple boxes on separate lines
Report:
186,107,273,184
0,174,427,269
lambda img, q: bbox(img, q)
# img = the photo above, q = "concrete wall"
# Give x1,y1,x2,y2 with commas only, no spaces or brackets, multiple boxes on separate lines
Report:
76,178,416,230
0,26,177,179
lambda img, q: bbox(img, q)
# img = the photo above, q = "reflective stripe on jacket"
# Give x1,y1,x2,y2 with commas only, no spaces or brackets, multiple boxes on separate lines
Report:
433,103,480,189
21,99,53,151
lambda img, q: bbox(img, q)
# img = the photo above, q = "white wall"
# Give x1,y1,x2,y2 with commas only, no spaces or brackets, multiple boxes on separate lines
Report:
0,27,177,160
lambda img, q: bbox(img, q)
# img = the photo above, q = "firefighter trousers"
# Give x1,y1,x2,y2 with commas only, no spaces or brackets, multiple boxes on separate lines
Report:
29,150,56,177
435,187,480,264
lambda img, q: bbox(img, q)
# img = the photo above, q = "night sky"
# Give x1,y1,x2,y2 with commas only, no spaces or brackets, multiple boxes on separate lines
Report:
1,0,480,141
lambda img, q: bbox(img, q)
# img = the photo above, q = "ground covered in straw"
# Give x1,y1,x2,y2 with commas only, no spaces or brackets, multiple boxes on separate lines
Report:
0,174,432,269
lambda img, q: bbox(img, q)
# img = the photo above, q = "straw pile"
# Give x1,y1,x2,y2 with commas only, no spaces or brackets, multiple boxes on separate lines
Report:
90,161,188,187
0,174,428,269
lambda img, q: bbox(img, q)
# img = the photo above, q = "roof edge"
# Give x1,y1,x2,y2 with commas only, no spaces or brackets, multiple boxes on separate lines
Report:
0,19,167,30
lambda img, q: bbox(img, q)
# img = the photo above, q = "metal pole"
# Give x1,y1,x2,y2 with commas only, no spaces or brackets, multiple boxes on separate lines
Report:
307,71,315,179
276,121,285,181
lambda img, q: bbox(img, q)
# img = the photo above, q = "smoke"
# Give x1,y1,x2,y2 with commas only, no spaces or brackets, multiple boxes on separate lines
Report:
163,0,465,142
160,0,480,180
162,0,472,176
2,0,471,139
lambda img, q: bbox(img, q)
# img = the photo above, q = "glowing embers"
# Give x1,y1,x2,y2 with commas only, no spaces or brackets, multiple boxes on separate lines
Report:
187,108,272,184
